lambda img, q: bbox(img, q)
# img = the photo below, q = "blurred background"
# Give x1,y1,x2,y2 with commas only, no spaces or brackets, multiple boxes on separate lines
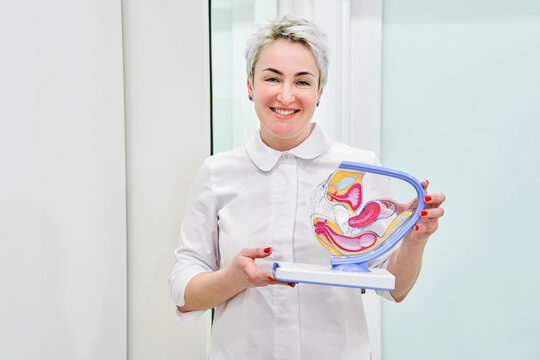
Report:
1,0,539,359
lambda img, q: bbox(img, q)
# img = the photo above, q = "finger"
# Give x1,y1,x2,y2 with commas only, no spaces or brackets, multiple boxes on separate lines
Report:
397,198,417,214
422,180,429,191
240,247,273,259
413,220,439,235
419,207,445,219
424,194,446,210
267,273,297,288
243,263,273,287
268,278,297,288
425,192,446,204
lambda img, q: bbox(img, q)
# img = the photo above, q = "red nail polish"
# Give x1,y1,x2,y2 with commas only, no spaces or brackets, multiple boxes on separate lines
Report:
426,180,429,185
421,210,428,216
288,283,296,288
264,247,272,253
268,277,274,281
414,225,420,231
424,195,432,202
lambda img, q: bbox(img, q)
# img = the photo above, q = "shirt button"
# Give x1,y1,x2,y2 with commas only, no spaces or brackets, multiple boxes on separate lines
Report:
282,153,291,159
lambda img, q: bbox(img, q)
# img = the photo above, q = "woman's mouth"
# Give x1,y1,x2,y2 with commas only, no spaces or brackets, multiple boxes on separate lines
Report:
271,107,299,116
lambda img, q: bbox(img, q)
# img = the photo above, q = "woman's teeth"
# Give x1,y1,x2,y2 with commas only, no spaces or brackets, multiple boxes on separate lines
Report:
272,108,297,115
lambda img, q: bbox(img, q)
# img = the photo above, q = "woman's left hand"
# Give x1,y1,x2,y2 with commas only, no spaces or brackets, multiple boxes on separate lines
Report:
406,180,446,244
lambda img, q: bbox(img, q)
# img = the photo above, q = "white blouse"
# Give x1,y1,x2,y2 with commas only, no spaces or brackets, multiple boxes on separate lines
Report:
169,124,395,360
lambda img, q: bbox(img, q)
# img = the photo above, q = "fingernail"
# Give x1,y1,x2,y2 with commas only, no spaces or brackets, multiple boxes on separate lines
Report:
264,247,272,253
268,276,274,281
414,225,420,231
426,180,430,185
420,210,428,216
288,283,296,288
424,195,432,202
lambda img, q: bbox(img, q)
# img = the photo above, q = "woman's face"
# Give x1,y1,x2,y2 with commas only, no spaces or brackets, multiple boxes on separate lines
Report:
248,38,323,151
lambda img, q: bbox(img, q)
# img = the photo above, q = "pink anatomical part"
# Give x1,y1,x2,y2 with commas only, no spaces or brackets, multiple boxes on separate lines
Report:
314,220,377,253
327,183,362,211
348,201,381,228
377,200,396,218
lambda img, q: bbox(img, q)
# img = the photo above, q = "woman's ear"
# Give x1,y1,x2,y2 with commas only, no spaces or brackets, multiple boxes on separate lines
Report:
318,87,324,103
247,78,253,95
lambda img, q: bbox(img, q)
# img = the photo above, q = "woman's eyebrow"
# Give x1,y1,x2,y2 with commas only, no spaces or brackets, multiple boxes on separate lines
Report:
295,71,315,77
262,68,283,75
262,68,315,77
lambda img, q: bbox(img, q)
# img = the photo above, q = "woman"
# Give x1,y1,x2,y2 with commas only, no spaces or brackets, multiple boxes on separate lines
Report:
170,15,445,359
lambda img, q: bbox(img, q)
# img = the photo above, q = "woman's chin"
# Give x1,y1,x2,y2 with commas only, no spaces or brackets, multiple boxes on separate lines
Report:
261,124,312,149
266,127,300,140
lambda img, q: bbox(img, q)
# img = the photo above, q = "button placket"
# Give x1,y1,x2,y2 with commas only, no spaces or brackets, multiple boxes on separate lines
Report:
270,154,301,360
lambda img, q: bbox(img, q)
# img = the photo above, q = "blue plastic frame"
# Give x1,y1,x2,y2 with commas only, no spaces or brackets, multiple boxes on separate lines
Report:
329,161,426,271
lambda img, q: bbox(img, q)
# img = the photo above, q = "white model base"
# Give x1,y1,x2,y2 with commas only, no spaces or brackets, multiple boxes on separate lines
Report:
273,262,395,291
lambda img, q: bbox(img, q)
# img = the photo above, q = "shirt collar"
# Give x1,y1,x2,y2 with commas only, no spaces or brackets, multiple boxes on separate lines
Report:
245,123,332,172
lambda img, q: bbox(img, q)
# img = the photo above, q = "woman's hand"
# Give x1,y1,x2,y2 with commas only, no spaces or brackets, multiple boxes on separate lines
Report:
179,247,295,313
402,180,446,245
225,247,296,288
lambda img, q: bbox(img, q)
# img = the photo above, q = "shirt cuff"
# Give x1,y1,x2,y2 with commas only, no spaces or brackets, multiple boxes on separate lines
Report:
174,305,207,322
375,288,396,302
369,249,397,302
169,265,212,319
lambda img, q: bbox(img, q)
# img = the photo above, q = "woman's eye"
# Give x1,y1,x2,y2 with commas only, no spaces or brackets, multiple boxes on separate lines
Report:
297,80,311,86
266,77,279,83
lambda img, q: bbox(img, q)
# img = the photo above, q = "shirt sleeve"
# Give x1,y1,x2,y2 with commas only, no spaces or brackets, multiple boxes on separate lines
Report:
169,159,221,320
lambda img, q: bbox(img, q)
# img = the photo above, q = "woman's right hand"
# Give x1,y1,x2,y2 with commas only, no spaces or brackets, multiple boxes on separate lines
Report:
179,247,295,313
225,247,296,288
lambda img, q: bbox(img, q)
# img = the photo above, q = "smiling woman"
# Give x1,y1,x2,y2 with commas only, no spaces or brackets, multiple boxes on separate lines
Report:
169,14,445,360
248,38,322,151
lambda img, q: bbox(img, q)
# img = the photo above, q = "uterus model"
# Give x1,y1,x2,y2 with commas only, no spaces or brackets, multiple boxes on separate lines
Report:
273,161,426,291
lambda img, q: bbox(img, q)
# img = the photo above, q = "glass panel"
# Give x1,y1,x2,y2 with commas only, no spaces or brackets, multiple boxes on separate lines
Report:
211,0,280,153
210,0,321,153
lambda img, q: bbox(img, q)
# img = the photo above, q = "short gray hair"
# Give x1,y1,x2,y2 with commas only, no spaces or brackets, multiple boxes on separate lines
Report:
245,15,329,89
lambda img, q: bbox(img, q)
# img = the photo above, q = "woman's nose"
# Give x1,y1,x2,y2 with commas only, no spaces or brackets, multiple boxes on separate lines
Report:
277,84,295,105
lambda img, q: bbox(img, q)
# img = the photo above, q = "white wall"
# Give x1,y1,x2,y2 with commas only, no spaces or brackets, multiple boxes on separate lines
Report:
1,1,211,359
122,1,211,359
0,1,127,359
